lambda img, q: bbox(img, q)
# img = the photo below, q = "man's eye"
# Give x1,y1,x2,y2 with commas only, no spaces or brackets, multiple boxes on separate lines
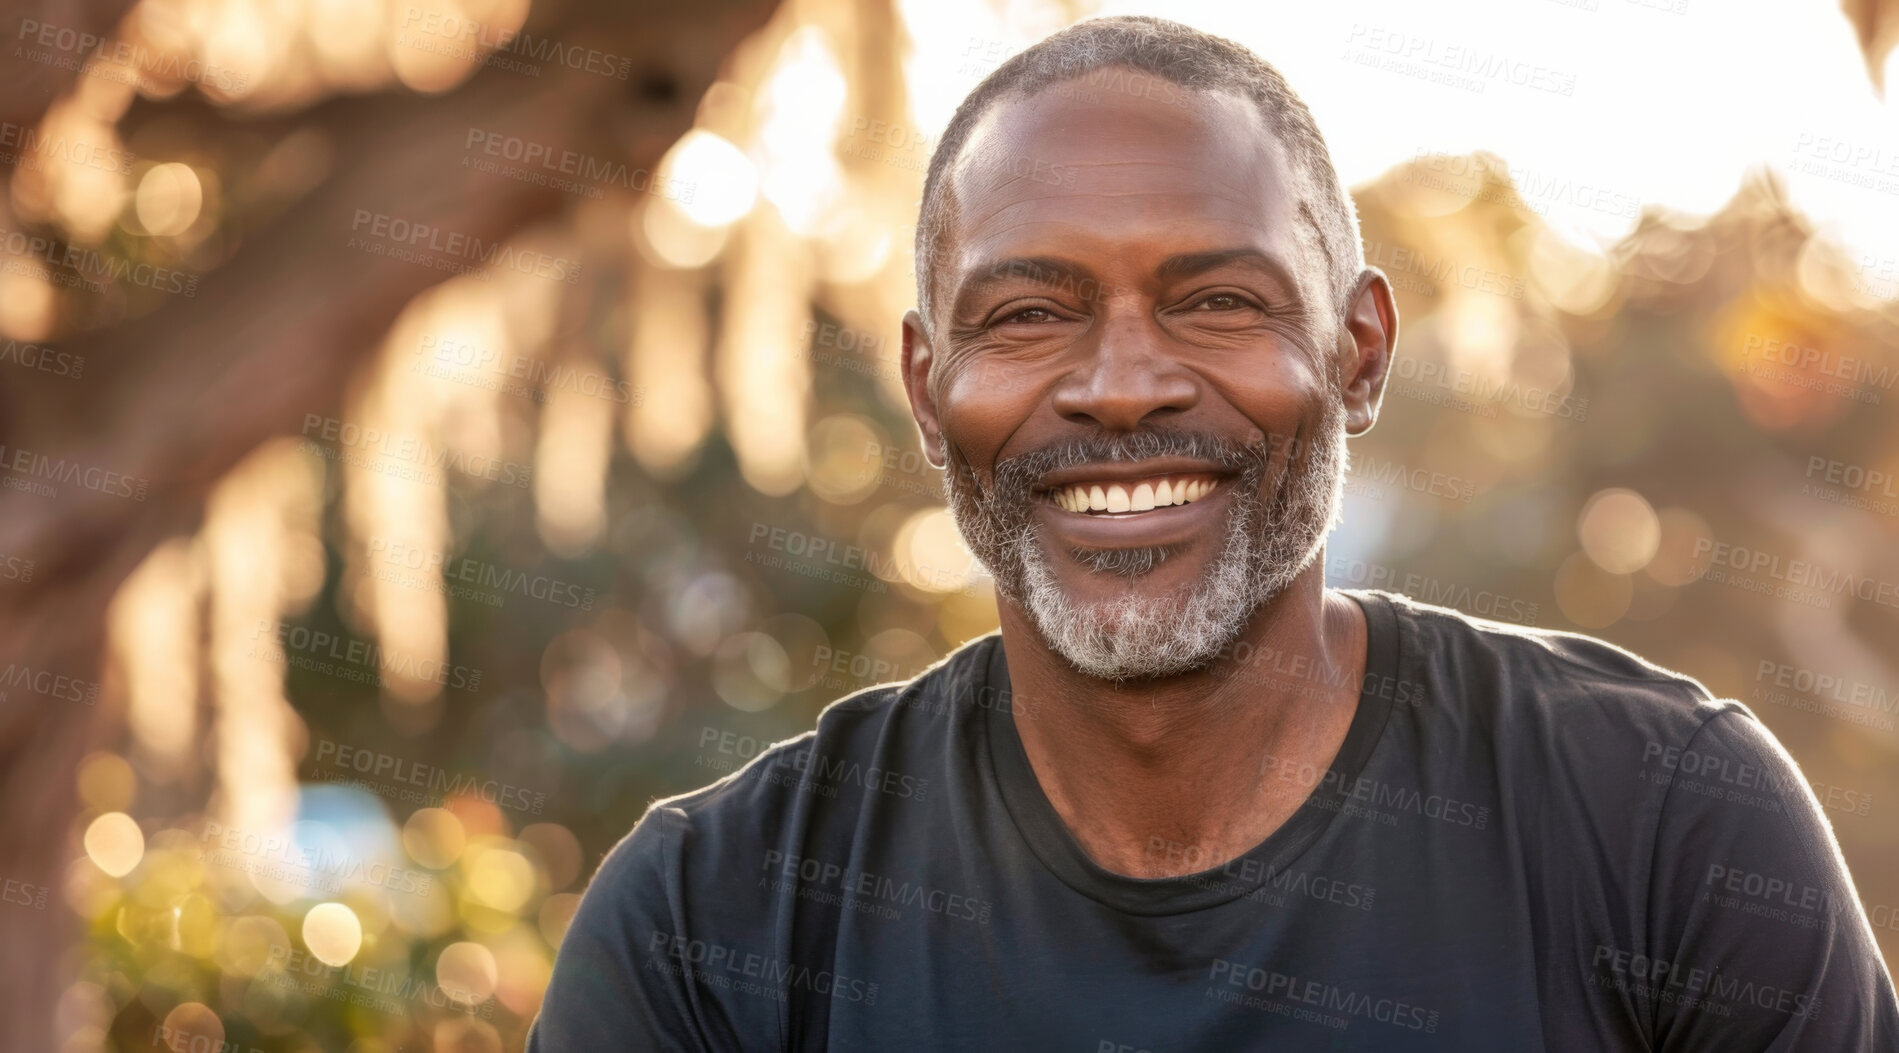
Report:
998,306,1057,324
1192,293,1251,312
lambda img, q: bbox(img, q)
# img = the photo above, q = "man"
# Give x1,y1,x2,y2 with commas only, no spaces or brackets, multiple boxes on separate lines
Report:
530,15,1899,1050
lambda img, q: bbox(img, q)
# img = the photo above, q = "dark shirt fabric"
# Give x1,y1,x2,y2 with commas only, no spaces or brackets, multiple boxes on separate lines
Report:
528,589,1899,1051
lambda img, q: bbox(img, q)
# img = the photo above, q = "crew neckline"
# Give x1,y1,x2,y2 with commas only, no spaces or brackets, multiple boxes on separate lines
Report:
981,589,1402,917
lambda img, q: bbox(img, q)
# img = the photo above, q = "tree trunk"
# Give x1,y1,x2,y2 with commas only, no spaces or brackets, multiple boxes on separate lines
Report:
0,0,779,1046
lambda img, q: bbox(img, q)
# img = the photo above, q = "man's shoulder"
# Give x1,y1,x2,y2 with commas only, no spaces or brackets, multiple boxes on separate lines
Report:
1367,589,1814,855
1361,587,1764,795
599,634,1001,884
1368,587,1722,727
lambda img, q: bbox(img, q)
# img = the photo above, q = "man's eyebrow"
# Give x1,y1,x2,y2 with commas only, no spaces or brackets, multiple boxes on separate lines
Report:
950,256,1102,312
947,248,1302,316
1155,248,1299,292
959,256,1096,292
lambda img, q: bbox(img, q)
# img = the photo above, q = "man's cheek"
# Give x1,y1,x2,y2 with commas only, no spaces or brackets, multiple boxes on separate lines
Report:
937,399,1034,473
941,355,998,397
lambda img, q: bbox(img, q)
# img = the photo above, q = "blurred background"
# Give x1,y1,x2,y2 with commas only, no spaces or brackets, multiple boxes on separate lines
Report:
2,0,1898,1049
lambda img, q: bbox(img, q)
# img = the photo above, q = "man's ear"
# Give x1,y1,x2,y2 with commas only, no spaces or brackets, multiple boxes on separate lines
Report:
1337,269,1398,437
900,309,947,469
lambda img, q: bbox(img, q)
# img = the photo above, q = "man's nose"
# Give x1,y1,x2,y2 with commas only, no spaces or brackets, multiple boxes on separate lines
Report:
1048,317,1199,431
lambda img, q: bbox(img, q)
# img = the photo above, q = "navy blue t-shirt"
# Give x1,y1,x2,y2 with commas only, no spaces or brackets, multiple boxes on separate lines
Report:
528,590,1899,1050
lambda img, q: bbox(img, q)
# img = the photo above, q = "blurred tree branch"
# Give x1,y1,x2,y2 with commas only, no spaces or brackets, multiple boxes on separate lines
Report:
0,0,778,1046
1842,0,1899,92
0,0,142,127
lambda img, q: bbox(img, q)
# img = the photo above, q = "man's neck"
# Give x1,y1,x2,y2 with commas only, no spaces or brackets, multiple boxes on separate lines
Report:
998,566,1368,879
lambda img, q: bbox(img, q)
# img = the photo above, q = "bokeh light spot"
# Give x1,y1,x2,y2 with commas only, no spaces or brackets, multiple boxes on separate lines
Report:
83,812,144,878
76,753,137,813
134,163,204,236
896,508,978,593
302,901,364,966
711,631,791,712
659,130,759,228
402,808,468,870
1577,488,1661,574
436,940,499,1005
804,414,886,504
464,844,536,913
160,1003,224,1051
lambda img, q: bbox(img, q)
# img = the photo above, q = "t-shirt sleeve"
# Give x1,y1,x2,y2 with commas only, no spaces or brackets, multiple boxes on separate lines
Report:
526,806,723,1053
1641,706,1899,1051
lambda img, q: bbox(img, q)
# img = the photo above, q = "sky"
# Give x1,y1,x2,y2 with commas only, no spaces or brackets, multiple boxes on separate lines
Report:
899,0,1899,293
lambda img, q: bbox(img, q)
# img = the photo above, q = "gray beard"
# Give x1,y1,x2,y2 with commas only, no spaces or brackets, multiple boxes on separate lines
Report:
943,401,1347,683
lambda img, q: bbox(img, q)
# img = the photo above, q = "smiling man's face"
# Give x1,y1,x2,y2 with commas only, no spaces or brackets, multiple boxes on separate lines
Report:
904,77,1384,681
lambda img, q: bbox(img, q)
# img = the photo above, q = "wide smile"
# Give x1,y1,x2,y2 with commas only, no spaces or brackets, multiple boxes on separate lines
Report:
1033,461,1236,550
1046,472,1222,516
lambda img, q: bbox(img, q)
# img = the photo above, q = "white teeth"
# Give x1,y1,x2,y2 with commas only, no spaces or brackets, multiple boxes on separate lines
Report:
1053,475,1218,513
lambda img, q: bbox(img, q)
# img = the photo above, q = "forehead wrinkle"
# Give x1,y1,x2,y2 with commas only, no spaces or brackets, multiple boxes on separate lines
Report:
958,214,1301,274
962,161,1267,212
952,220,1089,267
942,116,1274,213
953,157,1292,234
957,185,1284,251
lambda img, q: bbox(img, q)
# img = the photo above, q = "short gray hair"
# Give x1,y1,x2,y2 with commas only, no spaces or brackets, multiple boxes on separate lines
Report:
914,15,1363,333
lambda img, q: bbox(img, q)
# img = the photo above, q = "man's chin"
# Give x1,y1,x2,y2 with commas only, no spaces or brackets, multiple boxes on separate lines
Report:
1033,576,1202,628
1063,543,1189,581
1044,623,1228,682
1048,591,1194,632
1021,582,1235,682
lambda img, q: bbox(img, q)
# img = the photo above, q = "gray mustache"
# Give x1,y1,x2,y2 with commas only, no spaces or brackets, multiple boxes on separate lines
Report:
987,428,1280,498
